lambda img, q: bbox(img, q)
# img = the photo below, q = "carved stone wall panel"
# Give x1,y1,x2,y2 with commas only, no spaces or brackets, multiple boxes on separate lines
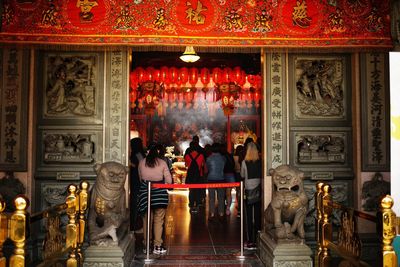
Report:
37,51,104,125
104,51,129,164
36,127,103,176
290,127,353,174
361,53,390,171
289,54,351,126
0,48,29,171
267,53,287,169
303,179,351,235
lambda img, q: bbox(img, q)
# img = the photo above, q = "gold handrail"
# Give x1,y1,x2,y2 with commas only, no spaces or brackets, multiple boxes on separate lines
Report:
315,182,399,267
0,181,89,267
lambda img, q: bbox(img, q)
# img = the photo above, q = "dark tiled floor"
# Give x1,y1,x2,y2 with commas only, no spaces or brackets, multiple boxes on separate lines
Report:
130,189,264,267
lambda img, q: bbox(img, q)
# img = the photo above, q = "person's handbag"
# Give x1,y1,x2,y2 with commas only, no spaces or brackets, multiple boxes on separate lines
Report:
245,185,261,204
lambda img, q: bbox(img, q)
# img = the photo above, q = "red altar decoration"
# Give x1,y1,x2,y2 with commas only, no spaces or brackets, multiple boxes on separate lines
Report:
0,0,392,49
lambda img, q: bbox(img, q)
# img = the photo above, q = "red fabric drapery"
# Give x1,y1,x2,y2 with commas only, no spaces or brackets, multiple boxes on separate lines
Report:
0,0,392,49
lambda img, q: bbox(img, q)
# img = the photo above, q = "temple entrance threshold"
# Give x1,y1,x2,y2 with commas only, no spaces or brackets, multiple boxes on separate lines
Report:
130,189,264,266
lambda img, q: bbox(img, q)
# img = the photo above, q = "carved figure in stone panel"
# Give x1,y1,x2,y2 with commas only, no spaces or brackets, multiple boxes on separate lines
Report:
45,55,96,117
88,161,129,246
43,133,95,163
295,58,344,118
264,165,308,242
362,172,390,212
297,134,345,164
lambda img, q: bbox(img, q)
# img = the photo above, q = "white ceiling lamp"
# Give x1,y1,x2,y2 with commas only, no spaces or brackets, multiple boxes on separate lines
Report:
180,46,200,63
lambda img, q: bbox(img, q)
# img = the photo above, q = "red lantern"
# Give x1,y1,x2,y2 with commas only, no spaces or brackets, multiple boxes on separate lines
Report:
200,68,210,86
179,67,189,84
232,67,242,84
135,67,146,84
169,67,179,84
222,67,232,83
189,67,199,87
200,68,210,99
145,67,154,81
160,66,170,83
212,67,222,84
152,68,161,82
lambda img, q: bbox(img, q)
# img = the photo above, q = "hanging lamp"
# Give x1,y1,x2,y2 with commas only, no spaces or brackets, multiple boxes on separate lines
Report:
180,46,200,63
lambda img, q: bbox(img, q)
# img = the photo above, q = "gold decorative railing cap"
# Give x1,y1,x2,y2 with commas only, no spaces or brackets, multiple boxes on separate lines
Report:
381,195,394,209
14,195,29,210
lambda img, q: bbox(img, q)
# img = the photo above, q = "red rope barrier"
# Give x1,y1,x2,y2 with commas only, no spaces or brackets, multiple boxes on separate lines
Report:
152,182,240,189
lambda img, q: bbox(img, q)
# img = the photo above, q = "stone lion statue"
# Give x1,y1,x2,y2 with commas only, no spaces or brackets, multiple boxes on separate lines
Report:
264,164,308,241
88,161,129,245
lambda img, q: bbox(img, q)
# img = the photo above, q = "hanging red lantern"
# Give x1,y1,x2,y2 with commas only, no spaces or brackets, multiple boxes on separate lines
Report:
232,67,242,84
212,67,222,85
145,67,154,81
160,66,170,83
135,67,146,84
179,67,189,85
169,67,179,84
222,67,232,83
152,68,161,82
200,68,210,87
189,67,199,87
200,68,211,99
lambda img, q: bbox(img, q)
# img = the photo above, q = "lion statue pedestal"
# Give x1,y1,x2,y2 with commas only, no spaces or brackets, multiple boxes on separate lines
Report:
258,165,312,267
84,161,135,267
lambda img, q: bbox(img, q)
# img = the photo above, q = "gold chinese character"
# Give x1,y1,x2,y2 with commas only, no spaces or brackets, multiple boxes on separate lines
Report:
292,0,311,28
186,0,207,25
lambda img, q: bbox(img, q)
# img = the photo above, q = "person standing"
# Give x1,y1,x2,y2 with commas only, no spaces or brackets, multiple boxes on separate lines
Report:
233,145,244,217
129,137,146,232
206,143,226,220
184,141,206,213
240,142,261,250
138,144,172,254
221,143,235,216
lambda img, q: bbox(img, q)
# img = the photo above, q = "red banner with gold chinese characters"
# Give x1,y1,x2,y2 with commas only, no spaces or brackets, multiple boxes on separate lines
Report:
0,0,392,49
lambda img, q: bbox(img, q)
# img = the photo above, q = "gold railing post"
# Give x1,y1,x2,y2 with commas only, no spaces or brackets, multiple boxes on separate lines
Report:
77,181,89,265
380,195,398,267
9,196,29,267
0,200,7,267
315,182,324,267
319,184,332,267
66,184,79,267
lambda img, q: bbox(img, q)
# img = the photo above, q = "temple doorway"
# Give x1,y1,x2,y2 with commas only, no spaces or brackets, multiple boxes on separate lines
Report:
128,50,263,264
129,51,262,156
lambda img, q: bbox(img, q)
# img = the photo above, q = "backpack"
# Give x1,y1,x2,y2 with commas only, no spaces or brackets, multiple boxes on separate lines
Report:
186,152,202,183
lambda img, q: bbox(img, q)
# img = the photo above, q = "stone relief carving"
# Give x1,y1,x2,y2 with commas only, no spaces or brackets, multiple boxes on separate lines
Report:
295,58,345,118
264,165,308,242
45,54,97,117
361,172,390,212
42,184,68,207
297,134,345,164
88,162,129,246
43,133,95,163
304,182,348,228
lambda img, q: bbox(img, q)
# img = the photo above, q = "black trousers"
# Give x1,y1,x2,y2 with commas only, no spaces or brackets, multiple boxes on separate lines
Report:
245,201,261,243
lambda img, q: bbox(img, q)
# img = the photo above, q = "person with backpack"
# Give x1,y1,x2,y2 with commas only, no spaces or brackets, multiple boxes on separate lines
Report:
184,141,206,213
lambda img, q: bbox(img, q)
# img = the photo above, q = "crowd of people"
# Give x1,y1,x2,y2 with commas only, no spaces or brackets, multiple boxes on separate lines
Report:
129,135,262,255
